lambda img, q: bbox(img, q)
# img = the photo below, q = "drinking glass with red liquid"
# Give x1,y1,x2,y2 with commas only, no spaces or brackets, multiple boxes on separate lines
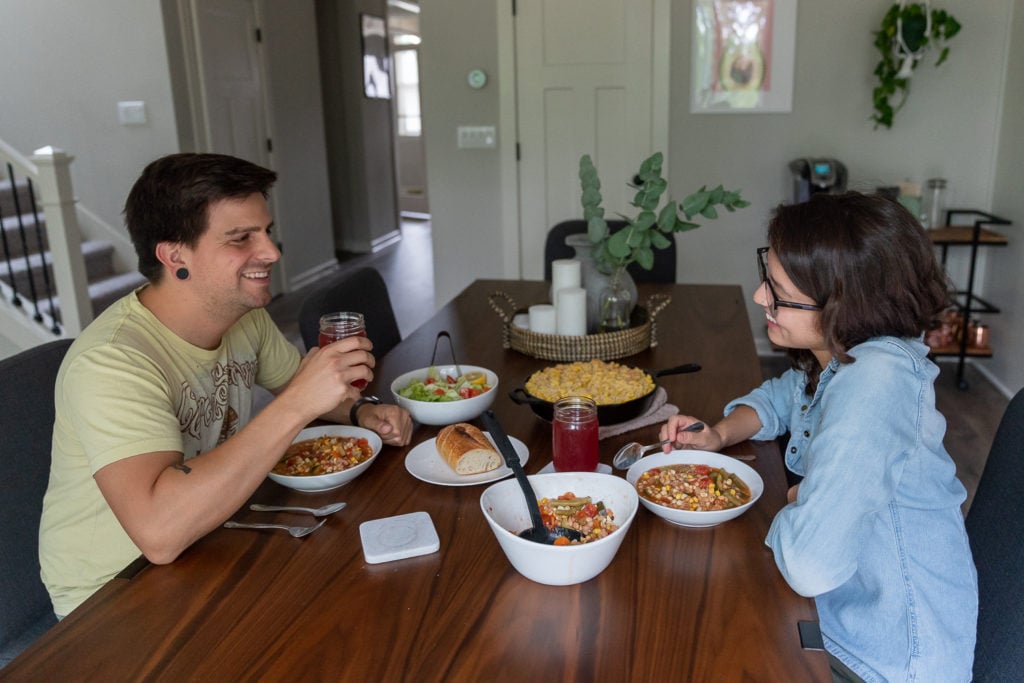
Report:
552,396,599,472
318,312,369,389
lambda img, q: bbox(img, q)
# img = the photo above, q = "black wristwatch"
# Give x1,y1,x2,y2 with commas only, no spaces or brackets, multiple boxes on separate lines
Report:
349,395,382,426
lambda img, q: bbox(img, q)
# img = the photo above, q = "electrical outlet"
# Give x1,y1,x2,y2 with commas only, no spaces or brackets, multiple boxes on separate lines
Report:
457,125,497,149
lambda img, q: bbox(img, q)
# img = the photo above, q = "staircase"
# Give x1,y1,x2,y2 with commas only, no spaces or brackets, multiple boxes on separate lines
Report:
1,140,146,352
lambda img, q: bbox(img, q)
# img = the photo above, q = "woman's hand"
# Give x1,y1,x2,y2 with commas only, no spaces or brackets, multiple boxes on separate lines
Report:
787,484,800,504
658,414,725,453
356,403,414,447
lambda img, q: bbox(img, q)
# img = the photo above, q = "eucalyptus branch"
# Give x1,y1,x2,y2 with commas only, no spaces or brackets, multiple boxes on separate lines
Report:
579,153,748,274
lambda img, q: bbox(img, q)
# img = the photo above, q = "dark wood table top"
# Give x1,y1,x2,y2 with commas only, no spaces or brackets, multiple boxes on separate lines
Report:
8,280,829,681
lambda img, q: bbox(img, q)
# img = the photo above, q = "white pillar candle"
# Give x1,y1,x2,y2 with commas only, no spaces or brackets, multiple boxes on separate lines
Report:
555,287,587,336
512,313,530,329
528,304,557,334
550,259,582,302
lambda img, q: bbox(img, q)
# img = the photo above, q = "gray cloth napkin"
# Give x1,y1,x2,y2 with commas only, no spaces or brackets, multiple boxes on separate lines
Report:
598,387,679,440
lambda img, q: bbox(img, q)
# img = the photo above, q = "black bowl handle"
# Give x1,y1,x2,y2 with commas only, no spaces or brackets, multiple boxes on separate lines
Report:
652,363,702,379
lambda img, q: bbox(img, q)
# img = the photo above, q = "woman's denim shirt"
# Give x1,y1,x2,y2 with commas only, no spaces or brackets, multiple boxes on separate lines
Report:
726,337,977,682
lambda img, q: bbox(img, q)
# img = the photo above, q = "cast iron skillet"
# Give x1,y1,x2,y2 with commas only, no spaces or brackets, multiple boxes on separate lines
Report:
509,362,701,424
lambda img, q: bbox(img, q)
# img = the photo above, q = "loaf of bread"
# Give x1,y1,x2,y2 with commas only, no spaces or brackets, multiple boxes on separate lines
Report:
436,423,502,475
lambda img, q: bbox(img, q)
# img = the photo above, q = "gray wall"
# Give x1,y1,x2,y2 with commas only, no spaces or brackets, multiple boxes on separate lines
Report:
316,0,401,253
419,0,1023,395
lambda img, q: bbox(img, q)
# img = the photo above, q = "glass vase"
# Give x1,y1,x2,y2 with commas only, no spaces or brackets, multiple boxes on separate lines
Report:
598,267,634,332
565,234,637,333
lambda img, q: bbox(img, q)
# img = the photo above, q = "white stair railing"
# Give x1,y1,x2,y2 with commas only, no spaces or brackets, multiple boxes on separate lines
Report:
0,139,93,344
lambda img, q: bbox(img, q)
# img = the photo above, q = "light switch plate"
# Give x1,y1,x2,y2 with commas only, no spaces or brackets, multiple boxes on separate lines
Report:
457,125,497,149
118,101,147,125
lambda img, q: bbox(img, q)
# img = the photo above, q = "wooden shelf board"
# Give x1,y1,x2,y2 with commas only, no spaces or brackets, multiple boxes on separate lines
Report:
928,225,1008,246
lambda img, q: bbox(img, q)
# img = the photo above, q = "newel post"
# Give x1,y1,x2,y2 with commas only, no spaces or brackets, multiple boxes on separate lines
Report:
31,146,93,335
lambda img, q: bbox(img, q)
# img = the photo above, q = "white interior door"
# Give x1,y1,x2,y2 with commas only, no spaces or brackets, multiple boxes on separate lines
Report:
190,0,283,292
515,0,665,280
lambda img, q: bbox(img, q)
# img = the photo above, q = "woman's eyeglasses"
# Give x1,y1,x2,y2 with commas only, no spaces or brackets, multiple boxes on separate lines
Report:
756,247,823,313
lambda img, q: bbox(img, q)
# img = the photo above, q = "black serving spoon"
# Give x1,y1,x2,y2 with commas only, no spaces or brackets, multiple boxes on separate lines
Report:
481,410,583,545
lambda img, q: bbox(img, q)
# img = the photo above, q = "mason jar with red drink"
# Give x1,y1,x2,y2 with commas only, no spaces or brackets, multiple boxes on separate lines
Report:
552,396,599,472
319,311,369,389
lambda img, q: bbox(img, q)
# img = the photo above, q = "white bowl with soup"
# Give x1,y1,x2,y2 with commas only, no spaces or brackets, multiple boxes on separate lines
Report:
625,450,763,527
479,472,638,585
268,425,383,493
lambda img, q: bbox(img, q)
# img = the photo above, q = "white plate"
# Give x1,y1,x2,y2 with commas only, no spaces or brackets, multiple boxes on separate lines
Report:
405,432,529,486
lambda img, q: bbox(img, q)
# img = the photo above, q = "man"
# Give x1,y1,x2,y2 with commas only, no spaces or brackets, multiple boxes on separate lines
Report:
39,153,412,617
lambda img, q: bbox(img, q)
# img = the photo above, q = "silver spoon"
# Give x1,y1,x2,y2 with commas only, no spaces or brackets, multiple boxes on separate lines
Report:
612,422,706,470
249,502,347,517
223,519,326,537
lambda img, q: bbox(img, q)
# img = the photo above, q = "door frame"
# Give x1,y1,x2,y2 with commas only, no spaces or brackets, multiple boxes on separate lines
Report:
495,0,671,278
169,0,286,294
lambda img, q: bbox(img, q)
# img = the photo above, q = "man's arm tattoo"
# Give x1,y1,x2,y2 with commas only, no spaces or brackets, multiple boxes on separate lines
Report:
173,463,192,474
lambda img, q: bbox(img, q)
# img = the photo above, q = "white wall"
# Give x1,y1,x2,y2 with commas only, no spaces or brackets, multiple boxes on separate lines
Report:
987,0,1024,396
0,0,336,300
667,0,1014,354
0,0,180,228
420,0,1021,394
419,1,505,308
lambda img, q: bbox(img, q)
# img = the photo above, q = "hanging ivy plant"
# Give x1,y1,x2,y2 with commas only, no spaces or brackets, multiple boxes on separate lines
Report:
871,2,961,129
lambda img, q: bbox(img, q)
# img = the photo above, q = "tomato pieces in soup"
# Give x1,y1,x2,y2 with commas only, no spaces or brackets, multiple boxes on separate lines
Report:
636,464,751,511
273,435,373,476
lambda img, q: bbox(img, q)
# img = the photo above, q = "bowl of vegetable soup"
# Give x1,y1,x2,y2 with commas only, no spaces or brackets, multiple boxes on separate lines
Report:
479,471,638,585
268,425,383,493
625,450,763,527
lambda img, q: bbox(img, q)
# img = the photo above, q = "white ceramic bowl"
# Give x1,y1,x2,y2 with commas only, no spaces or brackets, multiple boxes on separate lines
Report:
268,425,383,493
479,472,638,586
625,450,764,528
390,364,498,426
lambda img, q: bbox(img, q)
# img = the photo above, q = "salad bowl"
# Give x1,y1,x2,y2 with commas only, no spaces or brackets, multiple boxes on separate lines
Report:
390,364,498,425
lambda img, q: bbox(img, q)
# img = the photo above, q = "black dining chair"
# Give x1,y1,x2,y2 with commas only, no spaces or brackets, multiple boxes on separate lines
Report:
297,267,402,356
966,386,1024,682
543,219,677,284
0,338,73,669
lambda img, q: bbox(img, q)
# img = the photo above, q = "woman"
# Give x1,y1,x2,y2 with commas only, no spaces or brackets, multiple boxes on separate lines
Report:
660,192,977,682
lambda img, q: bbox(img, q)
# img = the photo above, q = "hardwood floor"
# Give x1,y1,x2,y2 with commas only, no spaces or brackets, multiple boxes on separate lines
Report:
266,218,1006,513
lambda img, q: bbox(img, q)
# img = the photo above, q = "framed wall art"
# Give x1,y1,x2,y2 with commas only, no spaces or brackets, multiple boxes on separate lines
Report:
690,0,797,113
361,13,391,99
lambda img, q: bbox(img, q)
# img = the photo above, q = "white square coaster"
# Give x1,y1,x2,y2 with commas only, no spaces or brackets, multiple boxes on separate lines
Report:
359,511,440,564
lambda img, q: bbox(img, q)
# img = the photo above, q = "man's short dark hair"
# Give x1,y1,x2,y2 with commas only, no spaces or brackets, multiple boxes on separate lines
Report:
123,153,278,282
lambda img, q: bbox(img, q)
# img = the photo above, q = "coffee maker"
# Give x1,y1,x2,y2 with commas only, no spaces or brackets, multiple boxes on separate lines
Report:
788,158,847,203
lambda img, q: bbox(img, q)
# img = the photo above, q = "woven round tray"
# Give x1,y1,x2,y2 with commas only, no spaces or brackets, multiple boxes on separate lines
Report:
488,291,671,361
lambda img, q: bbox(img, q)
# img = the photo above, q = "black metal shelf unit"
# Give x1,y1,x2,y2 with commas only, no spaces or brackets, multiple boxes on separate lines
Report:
928,208,1012,390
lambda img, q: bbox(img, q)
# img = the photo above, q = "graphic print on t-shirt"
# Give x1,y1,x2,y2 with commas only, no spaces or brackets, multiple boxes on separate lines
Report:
177,359,258,444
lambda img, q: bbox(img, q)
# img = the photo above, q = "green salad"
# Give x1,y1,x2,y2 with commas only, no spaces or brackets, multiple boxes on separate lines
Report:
398,367,492,402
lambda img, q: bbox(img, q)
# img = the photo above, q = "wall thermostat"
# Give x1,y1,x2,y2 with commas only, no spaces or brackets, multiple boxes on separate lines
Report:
467,68,488,90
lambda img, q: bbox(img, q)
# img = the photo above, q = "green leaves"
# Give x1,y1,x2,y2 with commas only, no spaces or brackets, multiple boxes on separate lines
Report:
871,3,961,130
577,152,748,272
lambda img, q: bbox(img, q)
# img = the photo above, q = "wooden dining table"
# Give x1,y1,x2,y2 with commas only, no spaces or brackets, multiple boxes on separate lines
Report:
7,279,830,681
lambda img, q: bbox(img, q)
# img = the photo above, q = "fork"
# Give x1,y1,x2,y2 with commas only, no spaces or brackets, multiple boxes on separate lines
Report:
249,502,347,517
223,519,326,537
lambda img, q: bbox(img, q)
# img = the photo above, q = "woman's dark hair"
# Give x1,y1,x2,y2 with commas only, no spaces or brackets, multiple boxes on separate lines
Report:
123,153,278,282
768,191,952,393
